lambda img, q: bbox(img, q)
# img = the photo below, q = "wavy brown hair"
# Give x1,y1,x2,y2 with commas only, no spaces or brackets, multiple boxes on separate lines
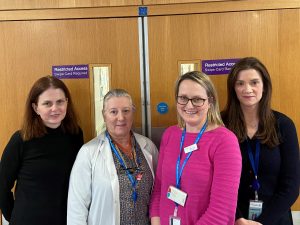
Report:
21,76,80,141
221,57,279,148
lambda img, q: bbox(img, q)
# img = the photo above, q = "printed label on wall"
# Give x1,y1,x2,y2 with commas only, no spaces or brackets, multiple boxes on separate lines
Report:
202,58,240,75
52,64,89,79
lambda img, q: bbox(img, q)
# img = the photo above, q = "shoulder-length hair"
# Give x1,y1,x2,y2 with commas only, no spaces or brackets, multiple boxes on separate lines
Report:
21,76,80,141
175,71,224,128
222,57,279,147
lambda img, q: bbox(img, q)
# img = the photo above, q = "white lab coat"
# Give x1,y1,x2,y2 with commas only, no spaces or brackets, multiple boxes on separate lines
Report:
67,132,158,225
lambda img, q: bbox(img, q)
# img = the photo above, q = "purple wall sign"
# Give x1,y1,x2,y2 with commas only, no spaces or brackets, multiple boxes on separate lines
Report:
52,64,89,79
202,58,240,75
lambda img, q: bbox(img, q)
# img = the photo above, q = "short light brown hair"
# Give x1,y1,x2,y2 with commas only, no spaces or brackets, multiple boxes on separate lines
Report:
175,71,223,128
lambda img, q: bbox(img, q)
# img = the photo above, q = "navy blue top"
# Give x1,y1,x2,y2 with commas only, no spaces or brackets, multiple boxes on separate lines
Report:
235,111,300,225
0,126,83,225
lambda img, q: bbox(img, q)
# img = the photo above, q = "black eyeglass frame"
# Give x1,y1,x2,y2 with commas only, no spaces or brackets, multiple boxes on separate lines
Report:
176,96,207,107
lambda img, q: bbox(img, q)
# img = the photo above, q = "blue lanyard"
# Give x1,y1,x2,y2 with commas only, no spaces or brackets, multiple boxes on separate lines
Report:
247,139,260,191
176,120,208,189
106,131,139,203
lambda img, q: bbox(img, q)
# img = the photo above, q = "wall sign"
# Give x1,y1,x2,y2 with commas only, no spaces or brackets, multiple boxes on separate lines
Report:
157,102,168,114
202,58,239,75
52,64,89,79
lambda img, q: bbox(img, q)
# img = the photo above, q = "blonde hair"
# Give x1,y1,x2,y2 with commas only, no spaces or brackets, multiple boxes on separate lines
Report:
174,71,223,128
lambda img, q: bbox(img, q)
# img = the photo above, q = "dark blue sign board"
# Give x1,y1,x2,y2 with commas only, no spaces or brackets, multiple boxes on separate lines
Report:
202,58,240,75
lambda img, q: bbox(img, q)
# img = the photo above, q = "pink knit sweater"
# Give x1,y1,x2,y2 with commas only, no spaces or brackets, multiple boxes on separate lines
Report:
150,125,241,225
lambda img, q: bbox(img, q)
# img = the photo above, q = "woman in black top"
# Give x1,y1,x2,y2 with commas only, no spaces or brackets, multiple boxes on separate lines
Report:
0,76,83,225
222,57,300,225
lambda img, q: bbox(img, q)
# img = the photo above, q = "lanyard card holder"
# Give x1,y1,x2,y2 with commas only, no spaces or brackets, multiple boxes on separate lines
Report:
169,206,181,225
169,216,181,225
167,186,187,206
248,200,263,220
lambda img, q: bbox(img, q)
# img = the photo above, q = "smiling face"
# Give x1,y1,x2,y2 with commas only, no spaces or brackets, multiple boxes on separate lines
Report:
103,96,134,140
32,87,68,129
234,69,264,110
176,79,210,132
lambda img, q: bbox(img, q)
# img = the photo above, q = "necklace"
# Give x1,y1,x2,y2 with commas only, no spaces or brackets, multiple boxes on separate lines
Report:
115,138,133,159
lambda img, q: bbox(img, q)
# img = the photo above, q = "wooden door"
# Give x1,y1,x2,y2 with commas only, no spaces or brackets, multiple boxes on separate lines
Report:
147,9,300,209
0,17,142,152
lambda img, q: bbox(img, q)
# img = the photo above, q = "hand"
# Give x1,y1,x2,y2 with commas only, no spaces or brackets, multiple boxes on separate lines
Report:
235,218,263,225
151,216,161,225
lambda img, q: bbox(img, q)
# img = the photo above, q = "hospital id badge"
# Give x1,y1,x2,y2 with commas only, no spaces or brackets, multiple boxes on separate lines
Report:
167,186,187,206
184,143,198,154
169,216,181,225
248,200,263,220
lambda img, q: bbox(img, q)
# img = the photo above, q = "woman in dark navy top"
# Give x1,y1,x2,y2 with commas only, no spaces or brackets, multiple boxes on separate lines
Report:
222,57,299,225
0,76,83,225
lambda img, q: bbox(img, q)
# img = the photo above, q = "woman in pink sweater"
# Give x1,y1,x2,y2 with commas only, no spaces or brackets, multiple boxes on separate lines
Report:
150,71,242,225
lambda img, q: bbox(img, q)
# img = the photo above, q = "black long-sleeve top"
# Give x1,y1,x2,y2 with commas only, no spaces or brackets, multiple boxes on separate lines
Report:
0,126,83,225
235,111,300,225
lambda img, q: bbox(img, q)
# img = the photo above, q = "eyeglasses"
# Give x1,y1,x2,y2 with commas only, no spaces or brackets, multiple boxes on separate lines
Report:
177,96,207,107
118,166,143,175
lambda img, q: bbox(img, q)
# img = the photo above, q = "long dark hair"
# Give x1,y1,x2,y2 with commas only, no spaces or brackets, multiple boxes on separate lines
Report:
21,76,80,140
222,57,279,148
